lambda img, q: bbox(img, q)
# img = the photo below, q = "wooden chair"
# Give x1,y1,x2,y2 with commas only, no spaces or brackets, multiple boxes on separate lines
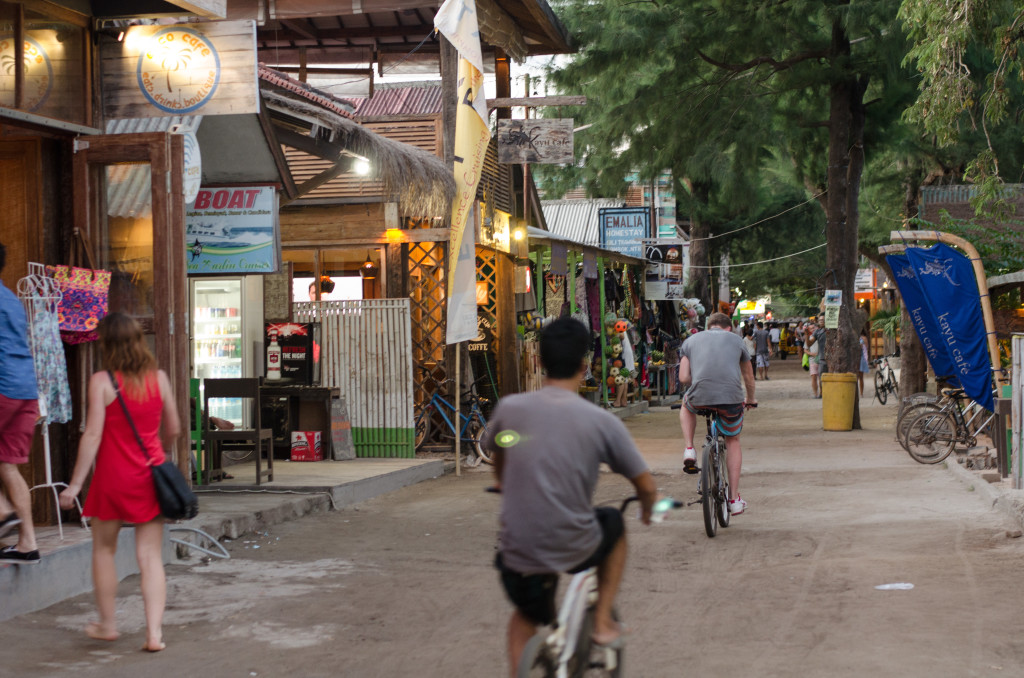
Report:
202,378,273,485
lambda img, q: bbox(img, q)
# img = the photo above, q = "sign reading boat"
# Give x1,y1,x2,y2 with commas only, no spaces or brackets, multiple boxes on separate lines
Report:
186,186,279,275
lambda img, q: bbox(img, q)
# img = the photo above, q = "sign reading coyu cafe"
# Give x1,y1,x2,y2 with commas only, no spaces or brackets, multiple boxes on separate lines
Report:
100,21,259,119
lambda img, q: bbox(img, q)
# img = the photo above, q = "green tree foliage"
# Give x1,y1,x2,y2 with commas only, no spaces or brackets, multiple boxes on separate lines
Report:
540,0,914,397
900,0,1024,208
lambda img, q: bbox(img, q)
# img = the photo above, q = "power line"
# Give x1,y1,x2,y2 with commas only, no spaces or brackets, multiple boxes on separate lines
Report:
688,242,827,269
688,191,826,243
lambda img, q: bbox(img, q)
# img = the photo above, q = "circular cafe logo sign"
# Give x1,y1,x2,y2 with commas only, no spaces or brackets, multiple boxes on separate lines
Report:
0,35,53,112
137,27,220,114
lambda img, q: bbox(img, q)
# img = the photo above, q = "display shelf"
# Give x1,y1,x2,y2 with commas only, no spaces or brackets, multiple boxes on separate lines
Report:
196,357,241,364
195,333,242,339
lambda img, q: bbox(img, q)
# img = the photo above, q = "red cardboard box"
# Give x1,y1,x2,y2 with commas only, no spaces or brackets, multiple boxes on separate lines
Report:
290,431,323,462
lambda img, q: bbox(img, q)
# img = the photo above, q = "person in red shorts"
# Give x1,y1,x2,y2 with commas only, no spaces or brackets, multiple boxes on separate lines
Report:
60,313,180,652
0,242,41,564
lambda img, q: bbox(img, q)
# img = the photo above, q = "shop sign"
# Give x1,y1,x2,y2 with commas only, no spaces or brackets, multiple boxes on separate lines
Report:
854,267,874,300
186,186,279,274
642,239,689,301
0,35,53,111
478,208,511,253
102,21,258,119
599,208,649,258
497,119,574,164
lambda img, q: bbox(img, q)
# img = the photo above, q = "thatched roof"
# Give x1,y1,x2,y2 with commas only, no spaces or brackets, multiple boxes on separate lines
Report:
261,85,455,217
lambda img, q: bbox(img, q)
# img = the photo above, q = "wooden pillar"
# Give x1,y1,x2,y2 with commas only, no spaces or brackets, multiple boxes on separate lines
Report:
534,247,544,313
569,250,577,314
599,256,608,406
497,253,519,395
495,49,511,121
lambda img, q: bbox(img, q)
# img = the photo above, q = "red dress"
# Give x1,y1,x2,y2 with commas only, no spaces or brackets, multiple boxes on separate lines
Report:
83,371,165,523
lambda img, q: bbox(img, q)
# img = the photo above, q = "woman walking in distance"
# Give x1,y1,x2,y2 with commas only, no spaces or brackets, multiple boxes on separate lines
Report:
60,313,180,652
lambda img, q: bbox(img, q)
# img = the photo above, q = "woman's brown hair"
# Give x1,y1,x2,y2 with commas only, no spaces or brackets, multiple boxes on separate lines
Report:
98,312,158,398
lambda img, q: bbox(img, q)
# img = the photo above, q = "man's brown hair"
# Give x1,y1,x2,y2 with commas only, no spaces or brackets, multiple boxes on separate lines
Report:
706,312,732,329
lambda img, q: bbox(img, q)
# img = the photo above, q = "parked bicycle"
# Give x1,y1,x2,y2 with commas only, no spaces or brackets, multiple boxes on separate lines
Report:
499,491,681,678
873,355,899,405
902,390,996,464
414,370,491,464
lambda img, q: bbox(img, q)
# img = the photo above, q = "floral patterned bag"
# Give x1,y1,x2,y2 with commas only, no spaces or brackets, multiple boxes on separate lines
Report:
49,265,111,344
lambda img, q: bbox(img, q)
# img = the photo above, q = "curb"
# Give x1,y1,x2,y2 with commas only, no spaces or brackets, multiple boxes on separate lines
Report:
945,456,1024,532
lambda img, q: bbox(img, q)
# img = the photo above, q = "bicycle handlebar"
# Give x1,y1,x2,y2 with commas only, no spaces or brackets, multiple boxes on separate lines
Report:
486,489,682,515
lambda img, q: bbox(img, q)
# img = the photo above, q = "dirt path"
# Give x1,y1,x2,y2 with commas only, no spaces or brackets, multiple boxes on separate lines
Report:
3,359,1023,677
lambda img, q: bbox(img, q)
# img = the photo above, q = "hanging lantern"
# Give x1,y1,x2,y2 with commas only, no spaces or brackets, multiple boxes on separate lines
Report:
360,252,379,280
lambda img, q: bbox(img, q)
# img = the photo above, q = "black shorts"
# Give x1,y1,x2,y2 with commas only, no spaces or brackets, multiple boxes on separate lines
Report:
495,507,625,626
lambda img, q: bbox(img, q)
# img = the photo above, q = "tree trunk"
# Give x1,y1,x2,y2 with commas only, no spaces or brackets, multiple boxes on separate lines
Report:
822,21,866,428
687,180,712,312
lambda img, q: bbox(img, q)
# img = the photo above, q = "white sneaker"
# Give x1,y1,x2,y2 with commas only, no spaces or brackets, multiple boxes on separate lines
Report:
729,496,747,515
683,447,698,475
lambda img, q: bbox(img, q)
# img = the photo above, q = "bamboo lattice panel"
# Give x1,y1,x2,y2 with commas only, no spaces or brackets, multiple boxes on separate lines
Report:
294,300,414,457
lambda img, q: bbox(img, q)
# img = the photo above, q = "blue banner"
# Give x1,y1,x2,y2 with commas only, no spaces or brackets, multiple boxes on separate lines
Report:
885,255,961,388
903,243,993,411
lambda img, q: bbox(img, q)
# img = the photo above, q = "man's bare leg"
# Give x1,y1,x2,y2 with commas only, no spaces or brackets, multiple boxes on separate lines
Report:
725,434,742,501
0,463,37,552
592,534,627,645
679,406,697,450
507,610,536,678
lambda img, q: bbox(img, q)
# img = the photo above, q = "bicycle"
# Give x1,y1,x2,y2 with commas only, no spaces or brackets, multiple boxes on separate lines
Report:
873,355,899,405
903,392,996,464
671,401,755,537
501,492,681,678
414,372,491,464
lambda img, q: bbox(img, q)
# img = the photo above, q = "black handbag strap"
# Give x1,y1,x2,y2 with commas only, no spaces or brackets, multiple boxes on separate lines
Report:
108,370,155,465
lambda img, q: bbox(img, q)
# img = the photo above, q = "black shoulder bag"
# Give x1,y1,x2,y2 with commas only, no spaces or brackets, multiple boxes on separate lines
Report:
108,371,198,521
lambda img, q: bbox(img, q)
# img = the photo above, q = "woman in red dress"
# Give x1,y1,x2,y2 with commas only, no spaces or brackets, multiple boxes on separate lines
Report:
60,313,180,652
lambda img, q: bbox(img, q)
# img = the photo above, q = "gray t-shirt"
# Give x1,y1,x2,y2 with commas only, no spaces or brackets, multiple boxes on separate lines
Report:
680,328,750,406
753,328,770,354
483,386,649,574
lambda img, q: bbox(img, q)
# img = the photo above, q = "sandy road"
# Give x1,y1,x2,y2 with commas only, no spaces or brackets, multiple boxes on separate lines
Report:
3,358,1023,678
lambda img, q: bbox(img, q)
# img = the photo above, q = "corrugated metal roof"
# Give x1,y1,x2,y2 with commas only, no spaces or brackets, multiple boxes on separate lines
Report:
103,117,204,219
351,84,443,119
541,199,625,248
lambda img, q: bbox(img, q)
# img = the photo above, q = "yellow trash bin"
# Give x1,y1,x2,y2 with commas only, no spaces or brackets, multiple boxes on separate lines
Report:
821,372,858,431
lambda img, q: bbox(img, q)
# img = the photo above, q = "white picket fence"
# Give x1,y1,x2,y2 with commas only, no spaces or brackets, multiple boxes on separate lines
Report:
294,299,414,457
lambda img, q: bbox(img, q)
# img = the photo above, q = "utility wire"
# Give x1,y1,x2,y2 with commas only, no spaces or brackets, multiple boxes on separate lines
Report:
687,242,827,270
687,191,826,243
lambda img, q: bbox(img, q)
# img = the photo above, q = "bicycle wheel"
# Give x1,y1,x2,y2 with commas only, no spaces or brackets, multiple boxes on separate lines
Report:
568,606,596,678
715,441,730,529
874,370,888,405
897,403,942,450
891,372,900,398
700,442,717,538
905,411,957,464
518,632,556,678
413,408,431,451
465,413,492,464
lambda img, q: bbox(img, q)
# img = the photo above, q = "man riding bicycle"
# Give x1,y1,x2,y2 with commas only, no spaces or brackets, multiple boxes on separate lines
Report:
483,317,657,677
679,312,757,515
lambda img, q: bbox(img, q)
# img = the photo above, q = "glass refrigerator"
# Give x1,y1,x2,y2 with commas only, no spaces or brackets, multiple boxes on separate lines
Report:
190,276,264,426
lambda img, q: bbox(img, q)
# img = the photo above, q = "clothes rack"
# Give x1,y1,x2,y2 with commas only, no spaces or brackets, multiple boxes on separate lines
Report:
17,263,87,539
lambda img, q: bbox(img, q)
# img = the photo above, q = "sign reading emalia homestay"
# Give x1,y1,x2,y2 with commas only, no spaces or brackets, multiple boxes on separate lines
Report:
599,208,649,258
186,186,279,274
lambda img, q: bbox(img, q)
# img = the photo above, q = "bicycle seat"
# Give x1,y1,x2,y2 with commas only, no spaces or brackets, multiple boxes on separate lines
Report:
940,387,965,397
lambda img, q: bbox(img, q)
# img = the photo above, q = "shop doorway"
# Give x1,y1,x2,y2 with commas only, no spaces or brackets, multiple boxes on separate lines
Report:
73,132,189,471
